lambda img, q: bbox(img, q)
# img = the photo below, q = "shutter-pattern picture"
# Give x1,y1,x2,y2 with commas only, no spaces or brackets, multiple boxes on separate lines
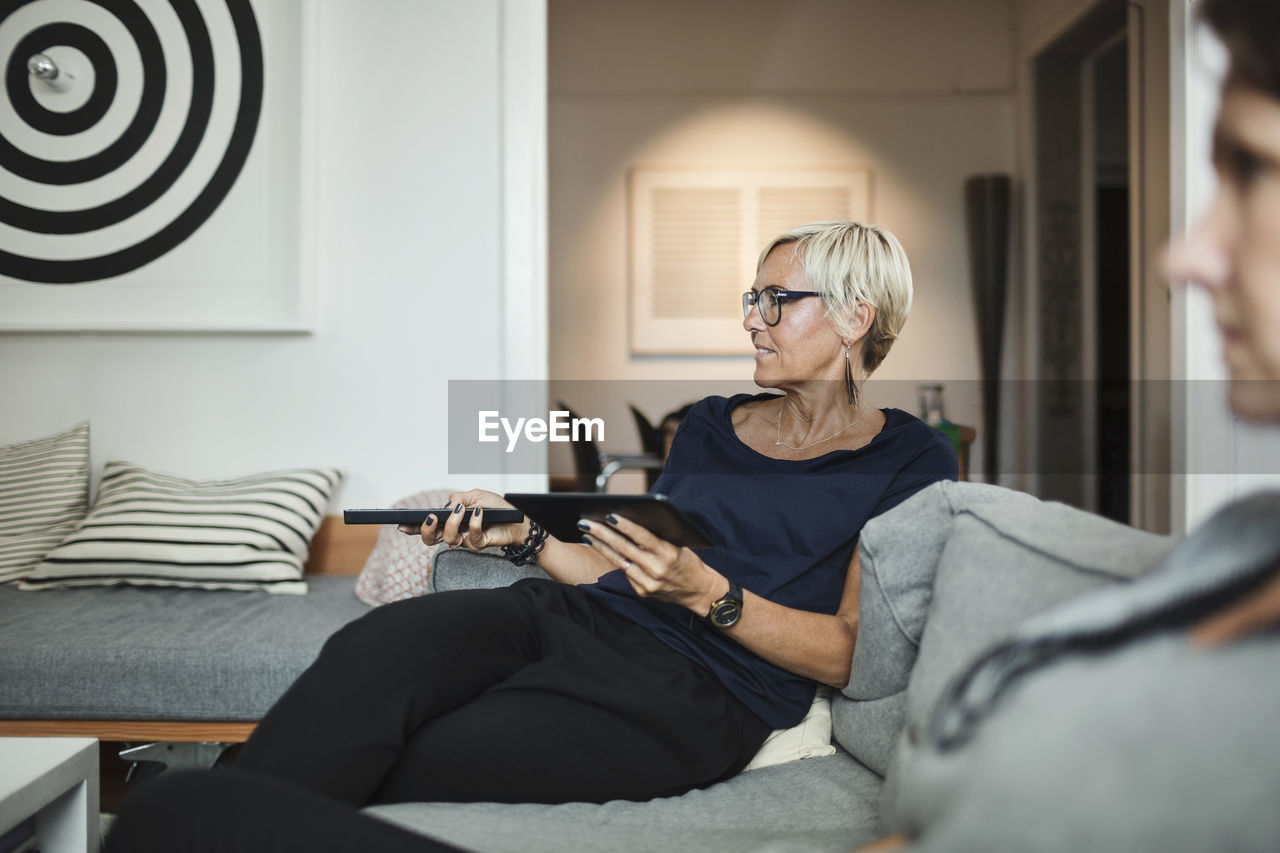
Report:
629,167,870,354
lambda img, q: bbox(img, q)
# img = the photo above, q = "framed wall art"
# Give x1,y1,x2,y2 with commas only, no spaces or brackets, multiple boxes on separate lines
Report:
628,167,871,355
0,0,312,332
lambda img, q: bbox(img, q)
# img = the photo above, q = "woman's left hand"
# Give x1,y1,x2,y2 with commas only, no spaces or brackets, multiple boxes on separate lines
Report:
580,515,725,616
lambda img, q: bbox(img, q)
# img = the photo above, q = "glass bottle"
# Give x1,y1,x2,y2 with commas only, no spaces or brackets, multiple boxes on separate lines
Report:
917,384,962,452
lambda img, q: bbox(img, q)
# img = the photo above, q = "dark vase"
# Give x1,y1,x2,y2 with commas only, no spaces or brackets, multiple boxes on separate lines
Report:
964,174,1011,482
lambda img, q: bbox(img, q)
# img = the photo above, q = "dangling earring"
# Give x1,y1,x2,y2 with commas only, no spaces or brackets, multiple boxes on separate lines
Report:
845,345,859,407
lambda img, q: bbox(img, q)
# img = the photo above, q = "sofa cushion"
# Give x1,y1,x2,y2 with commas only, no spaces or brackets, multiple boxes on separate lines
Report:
0,575,370,720
431,547,547,592
900,503,1174,744
366,750,885,853
879,495,1173,817
846,481,1040,701
21,460,342,593
0,421,90,583
835,481,1041,775
830,692,904,780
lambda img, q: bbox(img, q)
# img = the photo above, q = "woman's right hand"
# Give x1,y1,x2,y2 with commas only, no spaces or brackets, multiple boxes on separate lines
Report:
396,489,530,552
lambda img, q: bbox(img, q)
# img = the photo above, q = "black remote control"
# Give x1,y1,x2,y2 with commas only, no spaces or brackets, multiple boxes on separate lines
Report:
343,508,525,526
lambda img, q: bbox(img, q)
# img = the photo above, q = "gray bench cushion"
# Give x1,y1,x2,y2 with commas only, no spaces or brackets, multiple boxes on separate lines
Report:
0,576,371,720
367,750,886,853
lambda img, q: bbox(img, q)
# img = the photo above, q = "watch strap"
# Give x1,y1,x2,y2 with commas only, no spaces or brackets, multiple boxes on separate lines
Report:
706,578,743,627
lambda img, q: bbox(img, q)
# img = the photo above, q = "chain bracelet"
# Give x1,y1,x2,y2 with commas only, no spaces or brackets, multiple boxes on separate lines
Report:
502,519,548,566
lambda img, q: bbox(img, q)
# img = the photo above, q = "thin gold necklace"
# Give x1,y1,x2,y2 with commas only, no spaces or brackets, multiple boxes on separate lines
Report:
774,401,865,451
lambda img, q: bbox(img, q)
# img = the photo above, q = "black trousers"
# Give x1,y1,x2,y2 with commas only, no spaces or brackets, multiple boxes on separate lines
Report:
107,580,770,852
104,770,461,853
234,578,769,806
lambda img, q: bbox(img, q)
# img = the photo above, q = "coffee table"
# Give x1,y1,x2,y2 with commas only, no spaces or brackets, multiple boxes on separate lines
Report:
0,738,99,853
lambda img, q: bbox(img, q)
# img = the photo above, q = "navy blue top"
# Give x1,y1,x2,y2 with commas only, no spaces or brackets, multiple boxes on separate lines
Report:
580,392,958,729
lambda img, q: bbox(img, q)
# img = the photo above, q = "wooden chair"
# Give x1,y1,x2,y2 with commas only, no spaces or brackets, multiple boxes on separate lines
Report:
627,405,666,491
557,401,663,492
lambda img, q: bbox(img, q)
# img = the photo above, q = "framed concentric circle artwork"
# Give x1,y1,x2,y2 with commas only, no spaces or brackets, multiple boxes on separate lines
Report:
0,0,310,331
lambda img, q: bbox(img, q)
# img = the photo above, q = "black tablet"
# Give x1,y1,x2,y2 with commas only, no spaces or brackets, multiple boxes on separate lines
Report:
503,493,715,549
343,508,525,526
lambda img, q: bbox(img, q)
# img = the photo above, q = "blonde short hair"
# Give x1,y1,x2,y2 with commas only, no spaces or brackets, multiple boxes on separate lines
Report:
757,221,913,376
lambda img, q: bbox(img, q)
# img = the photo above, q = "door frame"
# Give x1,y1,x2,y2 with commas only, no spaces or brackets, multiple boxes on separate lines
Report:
498,0,550,493
1019,0,1171,532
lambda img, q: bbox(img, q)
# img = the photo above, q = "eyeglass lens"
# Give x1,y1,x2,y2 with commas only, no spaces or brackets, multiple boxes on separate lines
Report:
743,290,780,325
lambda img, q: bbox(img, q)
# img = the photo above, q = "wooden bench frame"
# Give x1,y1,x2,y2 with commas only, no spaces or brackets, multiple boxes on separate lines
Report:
0,517,380,743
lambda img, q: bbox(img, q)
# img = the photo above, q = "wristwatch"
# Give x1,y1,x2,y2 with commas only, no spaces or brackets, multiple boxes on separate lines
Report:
706,579,744,629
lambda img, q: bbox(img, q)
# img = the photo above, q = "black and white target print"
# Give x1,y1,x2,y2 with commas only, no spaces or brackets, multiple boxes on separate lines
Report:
0,0,263,284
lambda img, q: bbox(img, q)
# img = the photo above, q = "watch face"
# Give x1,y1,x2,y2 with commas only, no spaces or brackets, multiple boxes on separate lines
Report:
709,599,741,628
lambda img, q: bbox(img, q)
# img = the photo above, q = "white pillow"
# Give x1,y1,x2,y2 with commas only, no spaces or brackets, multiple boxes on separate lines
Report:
0,422,90,583
743,688,838,771
20,460,342,594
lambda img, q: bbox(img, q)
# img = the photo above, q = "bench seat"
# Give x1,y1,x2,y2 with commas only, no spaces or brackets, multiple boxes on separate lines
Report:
0,576,371,740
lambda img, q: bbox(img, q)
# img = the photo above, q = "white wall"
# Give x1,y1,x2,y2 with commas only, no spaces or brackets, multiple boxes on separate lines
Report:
0,1,545,507
549,0,1018,480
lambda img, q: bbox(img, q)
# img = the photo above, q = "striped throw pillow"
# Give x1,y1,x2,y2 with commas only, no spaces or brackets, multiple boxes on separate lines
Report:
0,422,91,583
20,461,343,594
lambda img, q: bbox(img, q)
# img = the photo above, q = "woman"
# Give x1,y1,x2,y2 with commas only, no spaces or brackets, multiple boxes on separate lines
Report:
861,2,1280,850
105,221,956,851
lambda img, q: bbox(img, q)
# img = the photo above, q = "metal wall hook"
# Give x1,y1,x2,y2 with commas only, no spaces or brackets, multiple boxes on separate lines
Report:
28,53,57,79
28,52,74,92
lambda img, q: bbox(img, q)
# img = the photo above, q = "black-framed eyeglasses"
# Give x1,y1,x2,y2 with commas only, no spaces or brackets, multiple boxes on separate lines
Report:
742,288,822,326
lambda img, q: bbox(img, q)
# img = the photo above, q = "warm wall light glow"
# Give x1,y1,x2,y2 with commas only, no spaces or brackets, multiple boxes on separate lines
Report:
550,6,1018,479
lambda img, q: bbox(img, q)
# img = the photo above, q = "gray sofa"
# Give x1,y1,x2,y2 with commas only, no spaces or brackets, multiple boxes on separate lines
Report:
0,481,1175,851
366,481,1173,852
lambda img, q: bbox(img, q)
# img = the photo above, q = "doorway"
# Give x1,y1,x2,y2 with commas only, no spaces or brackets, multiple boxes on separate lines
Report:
1030,0,1169,530
1087,35,1131,522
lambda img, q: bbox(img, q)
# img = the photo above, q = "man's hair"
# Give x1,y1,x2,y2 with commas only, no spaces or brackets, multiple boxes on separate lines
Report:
757,221,913,376
1201,0,1280,98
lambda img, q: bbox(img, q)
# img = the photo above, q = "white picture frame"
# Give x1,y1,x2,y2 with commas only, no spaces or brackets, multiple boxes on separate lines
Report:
0,0,314,332
628,167,871,355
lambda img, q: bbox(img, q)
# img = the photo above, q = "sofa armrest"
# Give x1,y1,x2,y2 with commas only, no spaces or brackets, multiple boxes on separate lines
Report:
431,548,550,592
